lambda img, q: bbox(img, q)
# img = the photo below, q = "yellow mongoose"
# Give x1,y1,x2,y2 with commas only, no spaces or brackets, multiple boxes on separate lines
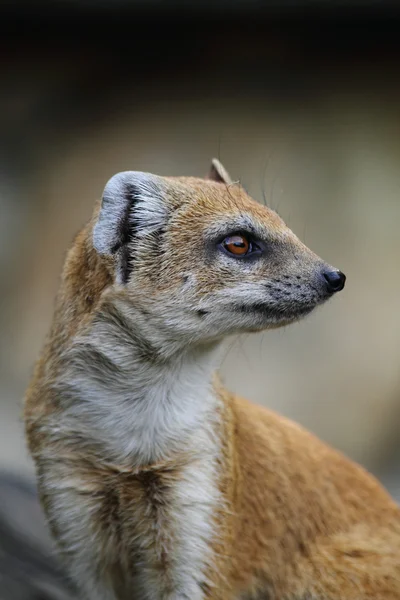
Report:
25,160,400,600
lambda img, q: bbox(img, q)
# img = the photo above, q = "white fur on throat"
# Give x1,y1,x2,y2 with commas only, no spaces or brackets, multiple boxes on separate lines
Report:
60,302,222,464
51,297,224,600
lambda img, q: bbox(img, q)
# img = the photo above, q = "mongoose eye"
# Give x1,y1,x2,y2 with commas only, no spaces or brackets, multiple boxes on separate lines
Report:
221,234,253,257
218,233,262,259
223,235,250,256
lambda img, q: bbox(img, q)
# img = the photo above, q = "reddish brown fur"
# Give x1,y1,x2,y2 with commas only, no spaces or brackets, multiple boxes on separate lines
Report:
24,165,400,600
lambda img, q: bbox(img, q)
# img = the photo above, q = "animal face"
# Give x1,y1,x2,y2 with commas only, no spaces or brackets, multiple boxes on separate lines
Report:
93,161,345,345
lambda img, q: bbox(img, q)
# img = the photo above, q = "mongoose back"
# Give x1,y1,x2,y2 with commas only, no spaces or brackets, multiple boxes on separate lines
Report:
25,160,400,600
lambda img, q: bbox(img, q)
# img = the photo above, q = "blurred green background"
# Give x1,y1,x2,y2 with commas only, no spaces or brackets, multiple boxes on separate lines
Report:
1,1,400,498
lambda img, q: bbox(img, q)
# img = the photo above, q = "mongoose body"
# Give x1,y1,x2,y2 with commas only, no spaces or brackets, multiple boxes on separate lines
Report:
25,160,400,599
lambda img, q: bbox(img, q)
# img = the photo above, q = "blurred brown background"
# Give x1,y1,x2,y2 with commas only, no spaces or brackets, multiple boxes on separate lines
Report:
1,1,400,499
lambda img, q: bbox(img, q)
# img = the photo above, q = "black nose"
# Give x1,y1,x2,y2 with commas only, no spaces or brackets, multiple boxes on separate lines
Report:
323,269,346,293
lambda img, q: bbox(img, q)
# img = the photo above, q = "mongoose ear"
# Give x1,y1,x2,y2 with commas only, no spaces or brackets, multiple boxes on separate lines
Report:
207,158,233,185
93,171,167,281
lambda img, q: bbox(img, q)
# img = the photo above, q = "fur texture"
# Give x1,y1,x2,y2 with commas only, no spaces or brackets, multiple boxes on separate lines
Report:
24,161,400,599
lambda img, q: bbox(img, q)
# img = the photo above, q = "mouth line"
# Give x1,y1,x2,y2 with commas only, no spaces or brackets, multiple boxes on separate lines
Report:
234,301,317,321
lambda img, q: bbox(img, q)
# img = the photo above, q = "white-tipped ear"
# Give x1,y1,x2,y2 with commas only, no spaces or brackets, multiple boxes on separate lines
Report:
93,171,167,256
93,171,167,282
207,158,233,185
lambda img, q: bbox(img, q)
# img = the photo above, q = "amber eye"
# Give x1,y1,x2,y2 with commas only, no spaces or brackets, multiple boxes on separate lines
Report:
222,235,251,257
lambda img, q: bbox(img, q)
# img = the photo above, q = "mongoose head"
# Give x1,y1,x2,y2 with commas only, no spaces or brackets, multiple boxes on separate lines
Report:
93,160,345,346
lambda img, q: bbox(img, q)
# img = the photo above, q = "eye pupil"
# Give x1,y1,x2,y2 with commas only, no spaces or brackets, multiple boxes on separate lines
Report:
223,235,250,256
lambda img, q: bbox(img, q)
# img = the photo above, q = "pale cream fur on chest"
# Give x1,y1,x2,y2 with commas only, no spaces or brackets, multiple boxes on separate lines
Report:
48,297,224,600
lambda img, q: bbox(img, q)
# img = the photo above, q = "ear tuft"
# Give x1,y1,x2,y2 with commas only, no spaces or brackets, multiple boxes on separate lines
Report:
208,159,233,185
93,171,167,283
93,171,167,256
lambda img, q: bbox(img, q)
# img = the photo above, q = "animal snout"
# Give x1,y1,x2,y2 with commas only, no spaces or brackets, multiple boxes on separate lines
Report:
322,269,346,293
